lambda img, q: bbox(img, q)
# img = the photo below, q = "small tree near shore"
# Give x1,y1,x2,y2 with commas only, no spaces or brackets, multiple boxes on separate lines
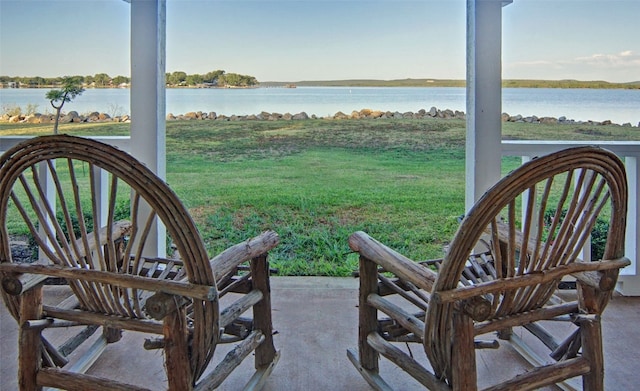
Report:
46,76,84,134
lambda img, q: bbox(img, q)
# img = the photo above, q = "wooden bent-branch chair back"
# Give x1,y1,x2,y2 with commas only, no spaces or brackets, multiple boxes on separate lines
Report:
348,146,630,391
0,135,280,390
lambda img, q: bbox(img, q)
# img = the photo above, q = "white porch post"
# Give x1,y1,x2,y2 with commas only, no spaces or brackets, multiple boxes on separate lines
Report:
465,0,511,210
620,156,640,295
130,0,167,257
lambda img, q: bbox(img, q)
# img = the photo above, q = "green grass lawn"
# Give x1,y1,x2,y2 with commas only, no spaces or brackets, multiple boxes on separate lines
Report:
2,118,638,275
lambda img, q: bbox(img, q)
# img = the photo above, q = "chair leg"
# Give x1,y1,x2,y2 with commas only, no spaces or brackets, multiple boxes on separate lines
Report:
102,326,123,343
580,316,604,391
250,254,277,369
451,311,478,391
18,285,43,391
164,306,193,391
244,350,281,391
357,255,380,372
347,348,393,391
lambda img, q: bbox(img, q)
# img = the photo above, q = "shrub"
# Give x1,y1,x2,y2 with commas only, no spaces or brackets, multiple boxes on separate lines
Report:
25,103,39,116
543,208,608,261
2,104,22,117
590,218,609,261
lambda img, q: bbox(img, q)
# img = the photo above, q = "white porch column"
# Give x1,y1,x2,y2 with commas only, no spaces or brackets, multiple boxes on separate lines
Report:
130,0,166,257
37,163,55,262
465,0,511,211
619,156,640,295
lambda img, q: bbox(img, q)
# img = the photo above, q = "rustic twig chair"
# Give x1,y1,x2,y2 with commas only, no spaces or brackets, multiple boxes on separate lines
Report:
347,146,630,391
0,135,280,390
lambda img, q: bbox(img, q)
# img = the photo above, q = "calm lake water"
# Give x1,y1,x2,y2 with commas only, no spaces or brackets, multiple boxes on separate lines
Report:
1,87,638,125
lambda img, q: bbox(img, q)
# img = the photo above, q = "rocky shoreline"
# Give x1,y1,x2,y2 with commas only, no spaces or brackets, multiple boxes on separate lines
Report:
1,110,131,124
1,107,638,127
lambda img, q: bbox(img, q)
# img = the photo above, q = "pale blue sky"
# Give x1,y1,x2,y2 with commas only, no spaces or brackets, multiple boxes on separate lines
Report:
1,0,638,82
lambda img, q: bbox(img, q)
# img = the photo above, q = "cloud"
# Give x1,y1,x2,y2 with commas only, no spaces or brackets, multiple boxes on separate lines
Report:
573,50,640,68
507,59,567,72
510,60,553,66
505,50,640,82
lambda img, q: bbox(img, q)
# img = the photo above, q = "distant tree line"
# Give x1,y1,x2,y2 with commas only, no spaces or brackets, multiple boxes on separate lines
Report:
0,74,129,88
165,70,258,87
501,79,640,89
266,78,638,89
1,70,259,88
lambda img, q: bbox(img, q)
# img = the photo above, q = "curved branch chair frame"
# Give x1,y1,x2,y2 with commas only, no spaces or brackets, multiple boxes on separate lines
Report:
0,135,279,390
349,146,629,391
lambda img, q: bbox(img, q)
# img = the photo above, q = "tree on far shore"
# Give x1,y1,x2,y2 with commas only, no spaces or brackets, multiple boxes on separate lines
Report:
218,73,257,87
93,73,110,87
46,76,84,134
167,71,187,86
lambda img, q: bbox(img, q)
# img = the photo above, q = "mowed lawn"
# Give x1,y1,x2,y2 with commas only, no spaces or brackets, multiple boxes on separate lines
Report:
2,118,638,275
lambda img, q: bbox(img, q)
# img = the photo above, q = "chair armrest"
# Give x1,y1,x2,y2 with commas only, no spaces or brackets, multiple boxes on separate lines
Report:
211,230,279,282
432,257,631,304
0,263,216,301
488,221,539,252
74,220,132,258
572,261,630,291
0,268,49,296
349,231,437,293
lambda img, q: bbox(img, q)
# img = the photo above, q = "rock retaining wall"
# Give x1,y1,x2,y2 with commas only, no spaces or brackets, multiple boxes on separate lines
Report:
0,111,130,124
1,107,638,127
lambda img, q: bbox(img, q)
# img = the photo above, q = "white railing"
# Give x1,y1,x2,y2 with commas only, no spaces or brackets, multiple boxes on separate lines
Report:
503,140,640,296
0,136,131,154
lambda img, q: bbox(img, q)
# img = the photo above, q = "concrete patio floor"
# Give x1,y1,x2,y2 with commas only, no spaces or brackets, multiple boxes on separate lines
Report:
1,277,638,390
